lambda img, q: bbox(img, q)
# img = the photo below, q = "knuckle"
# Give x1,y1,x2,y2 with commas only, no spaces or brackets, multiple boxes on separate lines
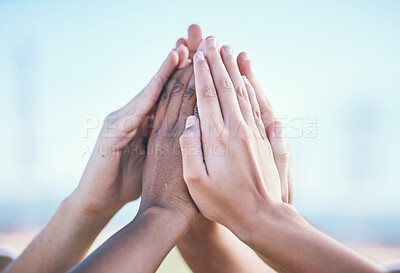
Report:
275,147,290,164
200,85,217,97
217,78,234,92
171,82,185,95
184,86,196,97
236,85,247,98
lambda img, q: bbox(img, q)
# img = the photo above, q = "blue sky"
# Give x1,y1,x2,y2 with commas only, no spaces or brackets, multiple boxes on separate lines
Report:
1,0,400,241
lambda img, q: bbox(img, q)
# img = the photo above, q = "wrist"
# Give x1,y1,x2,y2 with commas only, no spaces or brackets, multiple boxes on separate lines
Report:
62,193,114,228
137,204,198,229
233,200,304,245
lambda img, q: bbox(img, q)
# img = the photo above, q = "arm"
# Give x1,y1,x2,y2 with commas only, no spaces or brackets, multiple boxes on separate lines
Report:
3,197,110,273
4,48,188,273
178,216,274,273
237,203,383,273
180,39,384,273
70,57,198,273
69,206,192,273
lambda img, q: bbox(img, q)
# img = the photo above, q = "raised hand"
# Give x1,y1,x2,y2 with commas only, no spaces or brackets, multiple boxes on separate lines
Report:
180,38,282,232
138,61,198,221
68,49,199,273
180,38,382,273
69,46,189,217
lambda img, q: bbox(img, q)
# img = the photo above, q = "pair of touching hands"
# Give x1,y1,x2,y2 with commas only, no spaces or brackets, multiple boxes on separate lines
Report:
67,24,295,273
71,24,294,233
6,25,382,273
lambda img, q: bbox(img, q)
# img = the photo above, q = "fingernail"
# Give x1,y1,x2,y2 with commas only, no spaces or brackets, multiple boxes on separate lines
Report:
185,116,196,129
178,59,189,69
150,75,160,86
207,38,217,48
223,46,233,55
195,51,205,61
242,76,248,84
176,43,184,52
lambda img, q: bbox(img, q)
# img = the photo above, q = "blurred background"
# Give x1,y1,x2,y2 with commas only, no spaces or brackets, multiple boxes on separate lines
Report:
1,0,399,271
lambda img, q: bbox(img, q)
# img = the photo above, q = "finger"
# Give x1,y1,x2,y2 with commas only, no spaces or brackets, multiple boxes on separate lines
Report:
220,45,257,129
180,116,208,185
176,38,188,48
197,40,206,52
267,121,289,202
243,76,267,139
120,50,179,122
162,63,194,130
177,73,196,131
176,44,190,69
287,144,295,205
153,47,190,131
237,52,276,129
188,24,203,58
193,51,224,137
205,38,242,123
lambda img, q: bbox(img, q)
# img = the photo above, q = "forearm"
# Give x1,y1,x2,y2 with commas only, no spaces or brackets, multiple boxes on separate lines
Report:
178,221,273,273
69,206,192,273
4,196,111,273
238,203,384,273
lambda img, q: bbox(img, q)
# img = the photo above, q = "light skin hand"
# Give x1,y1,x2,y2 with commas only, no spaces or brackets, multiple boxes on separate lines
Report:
236,51,295,203
69,54,198,273
181,39,383,273
177,32,293,273
3,48,188,273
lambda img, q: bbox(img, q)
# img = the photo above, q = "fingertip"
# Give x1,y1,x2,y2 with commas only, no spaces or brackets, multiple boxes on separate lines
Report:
157,50,179,84
176,38,188,48
182,116,199,136
237,52,249,63
267,121,284,139
176,44,190,68
188,24,202,35
197,40,206,52
169,49,180,64
194,51,205,64
188,24,203,54
220,45,233,57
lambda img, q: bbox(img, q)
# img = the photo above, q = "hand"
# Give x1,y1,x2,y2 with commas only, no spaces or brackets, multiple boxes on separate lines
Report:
138,59,198,223
236,51,295,203
180,38,382,273
69,46,189,217
176,24,203,59
179,38,283,232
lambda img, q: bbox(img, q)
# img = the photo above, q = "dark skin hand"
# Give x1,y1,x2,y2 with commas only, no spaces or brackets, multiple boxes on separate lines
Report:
139,62,198,220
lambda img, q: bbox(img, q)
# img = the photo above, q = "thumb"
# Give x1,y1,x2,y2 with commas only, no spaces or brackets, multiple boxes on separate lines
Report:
125,50,180,120
179,116,207,185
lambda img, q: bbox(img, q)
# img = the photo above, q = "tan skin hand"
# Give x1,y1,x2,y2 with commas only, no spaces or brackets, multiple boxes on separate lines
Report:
69,46,189,217
181,38,383,273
